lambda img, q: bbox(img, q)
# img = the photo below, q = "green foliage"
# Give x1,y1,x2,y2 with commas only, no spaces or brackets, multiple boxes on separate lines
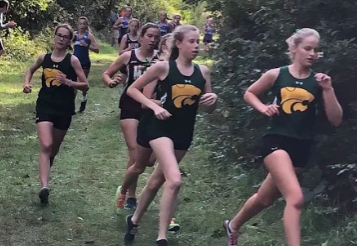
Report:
205,0,357,211
182,1,208,28
1,28,52,61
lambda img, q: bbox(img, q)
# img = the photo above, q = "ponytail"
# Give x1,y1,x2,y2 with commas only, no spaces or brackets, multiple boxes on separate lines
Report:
169,47,179,60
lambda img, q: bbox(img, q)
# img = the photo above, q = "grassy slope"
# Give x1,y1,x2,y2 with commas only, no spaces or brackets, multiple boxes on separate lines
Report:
0,44,356,246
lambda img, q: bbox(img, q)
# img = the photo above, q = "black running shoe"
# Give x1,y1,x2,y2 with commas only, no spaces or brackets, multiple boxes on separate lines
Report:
156,239,168,246
39,187,49,204
78,100,87,113
124,214,138,245
124,197,137,210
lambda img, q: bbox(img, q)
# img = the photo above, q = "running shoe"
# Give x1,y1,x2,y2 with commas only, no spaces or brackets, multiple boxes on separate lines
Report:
124,197,137,210
78,99,87,113
115,185,126,209
124,214,138,245
39,187,50,205
168,218,181,232
156,239,168,246
223,220,239,246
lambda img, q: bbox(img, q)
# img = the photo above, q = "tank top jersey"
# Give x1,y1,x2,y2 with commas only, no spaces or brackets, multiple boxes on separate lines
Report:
125,33,140,49
36,53,77,116
266,66,322,140
120,17,129,35
119,49,158,111
73,31,91,65
205,24,214,36
139,60,206,142
158,21,170,36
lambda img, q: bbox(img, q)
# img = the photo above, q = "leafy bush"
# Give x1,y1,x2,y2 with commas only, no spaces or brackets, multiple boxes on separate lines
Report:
1,28,52,61
204,0,357,210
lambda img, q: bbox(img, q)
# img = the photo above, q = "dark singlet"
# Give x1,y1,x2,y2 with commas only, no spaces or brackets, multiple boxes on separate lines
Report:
119,48,158,111
158,21,170,36
139,60,206,143
125,33,140,49
36,53,77,116
73,31,91,65
267,66,322,140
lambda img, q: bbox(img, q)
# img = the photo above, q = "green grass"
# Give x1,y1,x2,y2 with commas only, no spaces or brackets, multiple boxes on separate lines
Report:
1,42,357,246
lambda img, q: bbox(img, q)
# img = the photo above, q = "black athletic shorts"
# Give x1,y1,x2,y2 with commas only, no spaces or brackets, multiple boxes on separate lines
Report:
203,34,213,44
137,114,193,151
119,109,142,121
137,134,192,151
260,134,313,168
0,38,3,51
81,61,91,70
36,112,72,131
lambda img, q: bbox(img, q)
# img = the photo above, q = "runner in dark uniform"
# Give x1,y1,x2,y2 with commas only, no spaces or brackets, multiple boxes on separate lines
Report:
102,23,160,210
73,16,99,112
119,18,140,55
223,28,343,246
23,24,89,205
169,14,181,32
122,24,218,246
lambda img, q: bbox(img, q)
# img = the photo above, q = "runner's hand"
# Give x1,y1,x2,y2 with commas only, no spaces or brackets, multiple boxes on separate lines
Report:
259,104,280,117
153,106,171,120
23,84,32,94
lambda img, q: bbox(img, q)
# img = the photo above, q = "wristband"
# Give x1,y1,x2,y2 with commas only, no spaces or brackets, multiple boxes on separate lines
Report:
66,79,72,87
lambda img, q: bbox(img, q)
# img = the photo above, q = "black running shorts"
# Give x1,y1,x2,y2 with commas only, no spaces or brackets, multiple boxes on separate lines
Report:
36,112,72,131
261,134,313,168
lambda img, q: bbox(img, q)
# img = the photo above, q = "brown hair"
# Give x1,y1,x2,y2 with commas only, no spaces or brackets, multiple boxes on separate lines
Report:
169,24,199,60
140,22,159,37
54,23,74,49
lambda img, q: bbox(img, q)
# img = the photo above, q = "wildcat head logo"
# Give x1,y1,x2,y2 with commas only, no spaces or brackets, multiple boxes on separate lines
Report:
44,68,61,87
172,84,202,108
280,87,315,114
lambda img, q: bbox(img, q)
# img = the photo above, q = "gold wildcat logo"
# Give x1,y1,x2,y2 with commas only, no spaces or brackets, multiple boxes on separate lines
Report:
280,87,315,114
43,68,61,87
172,84,202,108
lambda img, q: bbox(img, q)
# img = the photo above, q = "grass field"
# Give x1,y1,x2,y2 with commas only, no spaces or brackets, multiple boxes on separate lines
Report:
0,43,357,246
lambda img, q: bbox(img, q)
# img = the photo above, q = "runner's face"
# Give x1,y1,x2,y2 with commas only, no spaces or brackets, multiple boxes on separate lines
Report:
160,13,167,21
141,27,160,50
125,8,132,17
177,30,199,60
129,21,139,33
293,35,319,67
175,16,181,23
54,28,72,50
78,19,88,31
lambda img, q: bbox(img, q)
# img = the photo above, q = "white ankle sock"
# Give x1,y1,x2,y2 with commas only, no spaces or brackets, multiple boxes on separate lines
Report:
229,221,236,233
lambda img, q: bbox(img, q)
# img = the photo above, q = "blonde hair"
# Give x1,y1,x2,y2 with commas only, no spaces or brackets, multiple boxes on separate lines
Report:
78,16,92,33
169,24,199,60
129,18,140,25
158,33,173,60
286,28,320,61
